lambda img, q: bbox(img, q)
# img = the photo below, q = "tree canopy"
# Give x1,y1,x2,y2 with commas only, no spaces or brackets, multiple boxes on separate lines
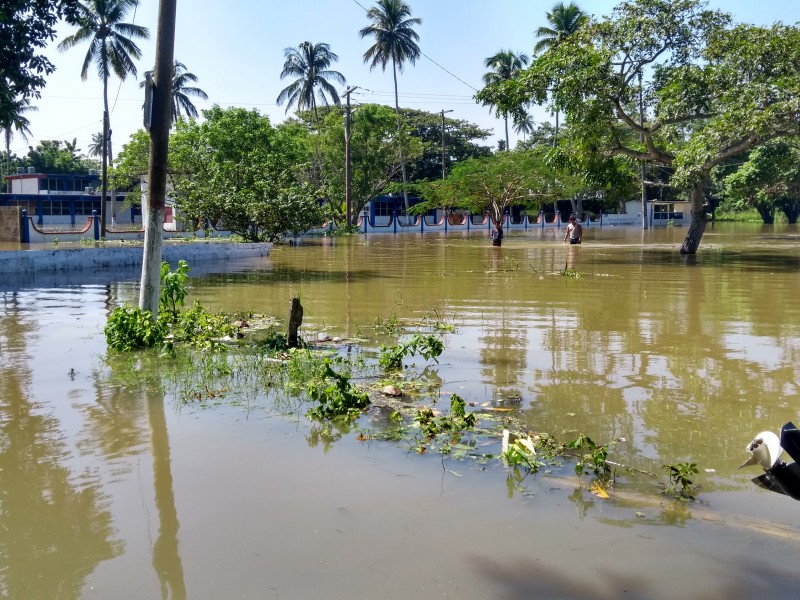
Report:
477,0,800,253
24,139,97,174
0,1,79,123
169,106,322,241
413,149,578,225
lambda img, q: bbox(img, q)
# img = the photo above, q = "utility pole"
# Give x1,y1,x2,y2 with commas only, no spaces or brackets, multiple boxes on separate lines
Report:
139,0,176,316
639,70,648,230
344,86,358,226
440,109,453,179
100,110,108,238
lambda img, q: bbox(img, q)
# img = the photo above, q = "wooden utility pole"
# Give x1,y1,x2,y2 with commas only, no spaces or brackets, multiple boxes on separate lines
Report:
344,86,358,226
139,0,176,316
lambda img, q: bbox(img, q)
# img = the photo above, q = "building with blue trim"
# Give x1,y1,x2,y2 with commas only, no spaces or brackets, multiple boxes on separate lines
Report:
1,169,137,226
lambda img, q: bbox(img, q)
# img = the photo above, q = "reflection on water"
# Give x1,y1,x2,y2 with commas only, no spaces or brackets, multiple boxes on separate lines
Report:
0,289,120,600
2,224,800,599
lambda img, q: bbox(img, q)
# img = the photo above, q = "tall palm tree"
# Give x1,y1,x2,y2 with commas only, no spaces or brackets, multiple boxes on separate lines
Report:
276,42,345,123
2,97,37,182
533,1,588,54
88,131,104,158
360,0,421,218
482,50,529,151
58,0,150,236
513,112,535,141
534,2,588,141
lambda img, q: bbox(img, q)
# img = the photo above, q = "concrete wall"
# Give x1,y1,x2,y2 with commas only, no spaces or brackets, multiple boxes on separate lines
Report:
0,207,22,242
0,242,271,275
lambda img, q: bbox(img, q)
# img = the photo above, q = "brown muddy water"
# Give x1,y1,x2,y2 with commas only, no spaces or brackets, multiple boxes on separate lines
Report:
2,224,800,600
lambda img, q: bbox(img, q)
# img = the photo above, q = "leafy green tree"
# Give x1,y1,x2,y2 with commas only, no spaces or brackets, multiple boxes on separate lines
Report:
2,97,37,182
360,0,422,216
0,1,80,124
139,60,208,125
315,103,423,220
478,0,800,254
24,138,96,173
276,42,345,123
481,50,529,150
722,142,800,224
413,149,577,225
401,108,492,182
169,106,321,241
109,128,151,203
58,0,150,235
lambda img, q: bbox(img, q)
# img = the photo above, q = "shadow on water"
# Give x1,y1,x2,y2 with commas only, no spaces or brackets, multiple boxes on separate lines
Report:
470,551,800,600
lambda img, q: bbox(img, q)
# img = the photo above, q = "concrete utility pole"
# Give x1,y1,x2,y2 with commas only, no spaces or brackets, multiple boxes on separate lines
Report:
344,86,358,226
639,71,648,230
100,110,108,238
440,109,453,179
139,0,176,316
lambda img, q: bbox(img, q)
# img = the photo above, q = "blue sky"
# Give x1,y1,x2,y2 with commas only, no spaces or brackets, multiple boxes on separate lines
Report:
15,0,800,158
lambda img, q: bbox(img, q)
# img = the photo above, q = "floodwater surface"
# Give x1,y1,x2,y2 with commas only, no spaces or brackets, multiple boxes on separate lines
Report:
2,224,800,599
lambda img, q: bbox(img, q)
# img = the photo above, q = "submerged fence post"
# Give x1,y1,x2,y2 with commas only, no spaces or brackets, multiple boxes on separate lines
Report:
92,210,100,240
21,210,30,244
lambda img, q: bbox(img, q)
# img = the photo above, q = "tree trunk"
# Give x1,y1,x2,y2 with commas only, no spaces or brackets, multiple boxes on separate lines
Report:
756,204,775,224
139,0,177,317
680,181,709,255
779,198,800,224
288,297,304,349
504,115,509,151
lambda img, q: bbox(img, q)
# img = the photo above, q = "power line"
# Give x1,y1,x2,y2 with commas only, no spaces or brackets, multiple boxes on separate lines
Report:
348,0,480,93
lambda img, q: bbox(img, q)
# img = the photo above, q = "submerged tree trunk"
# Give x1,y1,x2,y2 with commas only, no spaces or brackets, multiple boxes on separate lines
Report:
680,181,709,255
779,198,800,224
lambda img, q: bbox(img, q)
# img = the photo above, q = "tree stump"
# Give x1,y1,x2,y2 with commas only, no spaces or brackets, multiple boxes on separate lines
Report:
288,297,303,348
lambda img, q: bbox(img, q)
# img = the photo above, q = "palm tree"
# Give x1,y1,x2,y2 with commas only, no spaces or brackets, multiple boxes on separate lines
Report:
140,60,209,125
482,50,529,151
2,97,37,182
88,131,105,158
534,1,588,54
58,0,150,237
534,2,588,141
513,112,535,141
360,0,421,218
276,42,345,123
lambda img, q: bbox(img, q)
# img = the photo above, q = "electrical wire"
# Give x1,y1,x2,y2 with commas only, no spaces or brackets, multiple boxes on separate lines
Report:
348,0,480,93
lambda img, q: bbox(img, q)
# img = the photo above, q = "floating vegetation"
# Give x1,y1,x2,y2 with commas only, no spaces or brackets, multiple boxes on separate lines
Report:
102,260,704,506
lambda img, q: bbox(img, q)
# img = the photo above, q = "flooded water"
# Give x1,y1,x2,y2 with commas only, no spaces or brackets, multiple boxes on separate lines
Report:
2,224,800,599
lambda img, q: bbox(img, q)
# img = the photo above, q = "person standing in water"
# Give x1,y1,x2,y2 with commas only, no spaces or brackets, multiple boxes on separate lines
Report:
564,214,582,244
491,221,504,247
